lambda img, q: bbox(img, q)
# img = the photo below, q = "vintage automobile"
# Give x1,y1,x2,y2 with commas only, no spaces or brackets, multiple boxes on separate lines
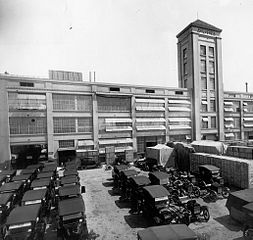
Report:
197,164,230,200
128,175,151,213
21,189,51,216
1,170,17,183
140,185,190,225
0,182,24,205
242,202,253,239
11,174,33,192
0,193,16,224
57,197,87,240
19,168,38,182
36,171,56,186
137,224,198,240
58,185,82,201
119,169,138,200
60,176,80,187
3,204,46,240
41,163,58,178
112,164,129,189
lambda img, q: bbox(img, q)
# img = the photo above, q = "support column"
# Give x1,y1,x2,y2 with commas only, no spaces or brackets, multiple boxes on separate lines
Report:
92,91,99,151
131,93,137,152
0,79,10,163
164,96,169,143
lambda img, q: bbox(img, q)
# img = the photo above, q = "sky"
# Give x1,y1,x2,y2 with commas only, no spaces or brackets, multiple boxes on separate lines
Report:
0,0,253,92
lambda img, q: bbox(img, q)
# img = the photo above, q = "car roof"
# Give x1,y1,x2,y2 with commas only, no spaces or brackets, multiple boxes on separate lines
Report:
0,193,14,205
130,175,151,186
22,189,47,202
199,165,220,172
114,164,128,173
12,174,31,181
58,197,85,216
121,169,138,177
0,182,23,192
37,172,53,179
143,185,169,199
42,165,57,173
149,171,169,180
1,170,17,176
6,204,41,225
0,174,7,182
60,176,79,185
59,185,80,197
26,164,42,170
137,224,197,240
63,169,78,176
20,168,36,175
31,178,50,188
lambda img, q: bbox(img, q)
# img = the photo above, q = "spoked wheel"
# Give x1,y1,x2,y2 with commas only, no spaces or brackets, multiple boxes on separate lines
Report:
222,187,230,198
201,207,210,222
243,225,250,240
193,187,201,198
209,190,218,202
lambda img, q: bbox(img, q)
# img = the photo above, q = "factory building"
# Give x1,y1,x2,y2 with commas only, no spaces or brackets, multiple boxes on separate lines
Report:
0,19,252,164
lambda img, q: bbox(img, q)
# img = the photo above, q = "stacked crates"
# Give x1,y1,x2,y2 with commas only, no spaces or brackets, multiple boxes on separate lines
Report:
190,153,253,189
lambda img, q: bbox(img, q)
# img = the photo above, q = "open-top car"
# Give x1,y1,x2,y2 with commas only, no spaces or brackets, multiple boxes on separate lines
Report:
0,193,16,224
21,189,51,216
57,197,87,240
1,170,17,183
137,224,197,240
140,185,190,225
3,204,46,240
0,182,24,204
197,164,230,200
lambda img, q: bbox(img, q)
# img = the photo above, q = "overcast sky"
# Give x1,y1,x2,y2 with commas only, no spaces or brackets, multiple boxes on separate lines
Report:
0,0,253,91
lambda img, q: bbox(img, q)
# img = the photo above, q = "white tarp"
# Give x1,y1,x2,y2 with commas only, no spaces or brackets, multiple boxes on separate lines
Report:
146,144,174,167
191,140,227,155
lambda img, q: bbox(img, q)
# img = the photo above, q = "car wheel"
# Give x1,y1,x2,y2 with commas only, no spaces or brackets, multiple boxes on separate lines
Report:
193,187,201,198
243,225,249,239
222,188,230,198
202,207,210,222
209,190,218,202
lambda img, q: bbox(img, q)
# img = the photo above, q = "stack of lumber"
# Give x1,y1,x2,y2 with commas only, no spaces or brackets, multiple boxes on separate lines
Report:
226,146,253,159
190,152,253,189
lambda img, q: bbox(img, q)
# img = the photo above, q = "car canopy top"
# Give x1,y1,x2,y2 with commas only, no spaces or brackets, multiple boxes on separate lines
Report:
149,172,169,181
37,172,54,179
137,224,197,240
226,188,253,211
59,185,80,197
199,165,220,172
143,185,169,199
0,193,14,205
60,176,79,185
58,197,85,217
130,175,151,187
20,168,36,175
31,179,51,188
63,169,78,177
26,164,43,170
42,164,57,173
1,170,17,177
22,189,47,202
242,202,253,214
6,204,41,226
114,164,128,174
0,182,23,192
121,169,138,178
12,174,32,182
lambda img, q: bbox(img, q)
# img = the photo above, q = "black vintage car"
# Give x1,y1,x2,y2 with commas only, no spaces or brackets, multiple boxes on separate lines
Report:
21,189,51,216
3,204,46,240
137,224,197,240
128,175,151,213
11,174,33,192
140,185,190,225
63,169,79,179
197,165,230,200
0,182,24,205
57,197,87,240
0,193,15,223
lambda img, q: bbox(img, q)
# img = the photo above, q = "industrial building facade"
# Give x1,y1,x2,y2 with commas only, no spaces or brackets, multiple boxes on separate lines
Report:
0,19,253,163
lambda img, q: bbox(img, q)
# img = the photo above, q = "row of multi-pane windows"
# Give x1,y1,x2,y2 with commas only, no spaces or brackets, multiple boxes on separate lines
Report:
201,116,216,129
201,76,215,90
53,117,92,133
200,60,215,74
200,45,214,57
53,94,92,112
8,93,46,111
9,117,47,135
97,96,130,112
201,100,216,112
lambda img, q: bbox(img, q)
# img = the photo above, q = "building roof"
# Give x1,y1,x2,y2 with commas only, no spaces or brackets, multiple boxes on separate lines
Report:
177,19,222,38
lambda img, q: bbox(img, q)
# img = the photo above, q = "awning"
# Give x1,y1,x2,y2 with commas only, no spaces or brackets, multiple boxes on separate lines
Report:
201,100,208,105
136,118,166,123
105,118,132,123
224,102,233,106
136,126,166,131
169,125,191,130
224,118,234,122
135,98,165,103
99,138,133,145
202,118,208,122
243,102,248,106
244,118,253,122
168,107,191,112
168,99,191,105
168,118,191,122
225,124,234,128
136,106,165,111
225,133,234,137
224,108,234,112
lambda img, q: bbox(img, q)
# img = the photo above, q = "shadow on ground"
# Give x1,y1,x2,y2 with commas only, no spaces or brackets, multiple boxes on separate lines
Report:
124,214,150,228
214,215,242,232
108,189,121,196
115,199,132,209
102,181,114,187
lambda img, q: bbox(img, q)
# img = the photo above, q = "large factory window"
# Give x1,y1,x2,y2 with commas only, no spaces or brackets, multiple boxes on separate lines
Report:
97,96,130,112
77,118,92,133
53,118,76,133
53,94,75,111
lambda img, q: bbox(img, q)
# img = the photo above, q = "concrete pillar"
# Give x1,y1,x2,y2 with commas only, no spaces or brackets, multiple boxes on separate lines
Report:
0,79,11,163
92,92,99,150
131,93,137,151
164,96,169,143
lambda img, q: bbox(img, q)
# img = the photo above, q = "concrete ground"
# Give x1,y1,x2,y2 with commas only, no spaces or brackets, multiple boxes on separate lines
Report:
80,166,245,240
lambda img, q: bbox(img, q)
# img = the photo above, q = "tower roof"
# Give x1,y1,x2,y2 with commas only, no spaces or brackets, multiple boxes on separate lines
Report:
177,19,222,38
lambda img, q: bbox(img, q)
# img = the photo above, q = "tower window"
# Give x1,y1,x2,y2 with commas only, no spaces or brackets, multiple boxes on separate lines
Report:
209,61,215,74
183,48,187,59
183,63,188,75
200,45,206,56
209,47,214,57
210,100,216,112
201,76,207,90
210,77,215,90
200,60,206,73
211,117,216,128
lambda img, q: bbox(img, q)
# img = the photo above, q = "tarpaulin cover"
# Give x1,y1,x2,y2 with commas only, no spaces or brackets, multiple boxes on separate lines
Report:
146,144,174,167
137,224,197,240
143,185,169,199
191,140,227,155
226,188,253,211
